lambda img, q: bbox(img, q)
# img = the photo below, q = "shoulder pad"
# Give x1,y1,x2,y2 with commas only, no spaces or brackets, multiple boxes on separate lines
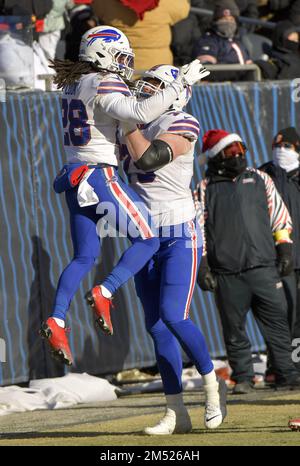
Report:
166,112,200,140
97,73,131,97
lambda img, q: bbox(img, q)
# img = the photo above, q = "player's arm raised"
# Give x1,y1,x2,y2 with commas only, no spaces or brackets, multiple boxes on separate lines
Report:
97,60,209,125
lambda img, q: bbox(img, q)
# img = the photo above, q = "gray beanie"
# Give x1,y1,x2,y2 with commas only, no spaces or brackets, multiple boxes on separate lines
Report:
213,0,240,20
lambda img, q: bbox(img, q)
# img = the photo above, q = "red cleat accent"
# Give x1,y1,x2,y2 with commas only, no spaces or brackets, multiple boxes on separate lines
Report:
265,373,276,385
86,286,114,335
39,317,73,366
288,418,300,431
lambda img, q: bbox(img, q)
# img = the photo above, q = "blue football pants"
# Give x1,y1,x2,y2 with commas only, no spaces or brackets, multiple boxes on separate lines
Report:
52,166,159,319
134,220,214,395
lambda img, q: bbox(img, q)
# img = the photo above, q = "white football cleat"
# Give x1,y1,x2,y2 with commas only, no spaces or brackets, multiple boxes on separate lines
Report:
204,378,227,429
144,408,192,435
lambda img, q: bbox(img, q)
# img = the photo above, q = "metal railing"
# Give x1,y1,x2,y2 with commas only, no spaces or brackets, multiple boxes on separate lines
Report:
37,63,262,91
202,63,262,81
37,74,54,91
190,7,276,29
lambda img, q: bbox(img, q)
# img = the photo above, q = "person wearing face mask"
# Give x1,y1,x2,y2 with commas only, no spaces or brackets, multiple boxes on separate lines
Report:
194,129,300,394
259,127,300,378
192,0,252,81
255,20,300,80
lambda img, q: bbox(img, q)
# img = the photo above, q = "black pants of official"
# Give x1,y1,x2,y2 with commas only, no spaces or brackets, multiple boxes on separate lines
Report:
282,270,300,340
278,270,300,372
214,266,299,384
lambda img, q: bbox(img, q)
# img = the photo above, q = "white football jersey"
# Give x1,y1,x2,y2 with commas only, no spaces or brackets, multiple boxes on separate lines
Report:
62,72,132,165
61,71,184,166
123,110,200,227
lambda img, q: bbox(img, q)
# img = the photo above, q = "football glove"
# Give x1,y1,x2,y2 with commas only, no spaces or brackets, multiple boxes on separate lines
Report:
197,255,217,292
178,59,210,87
276,242,294,277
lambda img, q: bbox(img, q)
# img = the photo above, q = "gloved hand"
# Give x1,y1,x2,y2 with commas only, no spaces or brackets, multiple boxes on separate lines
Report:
276,242,294,277
197,255,217,292
178,59,210,87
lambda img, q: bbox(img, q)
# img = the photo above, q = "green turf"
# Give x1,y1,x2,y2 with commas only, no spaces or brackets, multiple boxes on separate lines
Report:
0,391,300,446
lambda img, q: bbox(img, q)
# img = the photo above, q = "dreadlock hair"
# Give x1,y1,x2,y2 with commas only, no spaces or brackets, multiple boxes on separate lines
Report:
50,58,137,91
50,59,96,89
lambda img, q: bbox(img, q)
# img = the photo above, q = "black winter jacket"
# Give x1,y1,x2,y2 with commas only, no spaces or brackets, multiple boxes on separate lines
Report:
260,162,300,269
199,169,289,274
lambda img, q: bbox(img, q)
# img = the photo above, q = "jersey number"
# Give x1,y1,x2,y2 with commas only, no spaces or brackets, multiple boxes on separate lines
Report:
62,98,91,146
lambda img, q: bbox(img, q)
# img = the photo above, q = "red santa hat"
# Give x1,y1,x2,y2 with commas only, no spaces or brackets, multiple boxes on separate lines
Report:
202,129,243,158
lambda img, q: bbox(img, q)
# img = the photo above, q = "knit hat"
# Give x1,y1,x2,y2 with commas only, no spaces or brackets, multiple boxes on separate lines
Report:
202,129,243,157
213,0,240,21
274,127,300,151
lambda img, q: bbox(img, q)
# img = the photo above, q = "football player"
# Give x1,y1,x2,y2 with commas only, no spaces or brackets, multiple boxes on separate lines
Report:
40,26,209,366
94,64,227,434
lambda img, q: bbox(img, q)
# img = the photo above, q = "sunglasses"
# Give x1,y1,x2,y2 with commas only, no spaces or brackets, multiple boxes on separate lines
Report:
221,142,247,158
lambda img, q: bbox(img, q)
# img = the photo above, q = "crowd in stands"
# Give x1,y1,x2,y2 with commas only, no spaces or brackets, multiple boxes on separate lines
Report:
0,0,299,88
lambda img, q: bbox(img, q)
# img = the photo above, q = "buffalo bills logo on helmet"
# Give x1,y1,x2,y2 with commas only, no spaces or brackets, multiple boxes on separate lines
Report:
87,28,121,46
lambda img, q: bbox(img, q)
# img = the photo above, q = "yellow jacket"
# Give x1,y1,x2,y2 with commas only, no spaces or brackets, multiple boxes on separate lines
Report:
92,0,190,71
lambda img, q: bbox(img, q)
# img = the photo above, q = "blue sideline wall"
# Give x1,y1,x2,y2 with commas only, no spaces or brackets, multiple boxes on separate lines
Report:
0,80,299,385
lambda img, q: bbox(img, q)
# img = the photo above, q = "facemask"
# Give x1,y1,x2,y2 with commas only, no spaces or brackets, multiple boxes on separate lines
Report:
282,38,299,53
273,147,300,172
208,154,247,178
215,21,237,39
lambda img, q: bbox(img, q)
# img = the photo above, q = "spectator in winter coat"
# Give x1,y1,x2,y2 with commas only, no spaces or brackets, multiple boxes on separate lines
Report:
171,0,259,65
255,20,300,80
260,127,300,377
192,0,252,81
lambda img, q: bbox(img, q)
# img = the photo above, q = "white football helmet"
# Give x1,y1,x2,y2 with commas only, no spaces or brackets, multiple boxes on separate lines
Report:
135,64,192,111
79,26,135,79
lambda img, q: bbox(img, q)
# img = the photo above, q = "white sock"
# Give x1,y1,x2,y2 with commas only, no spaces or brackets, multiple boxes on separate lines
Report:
202,370,217,386
100,285,112,299
202,370,220,406
53,317,65,328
